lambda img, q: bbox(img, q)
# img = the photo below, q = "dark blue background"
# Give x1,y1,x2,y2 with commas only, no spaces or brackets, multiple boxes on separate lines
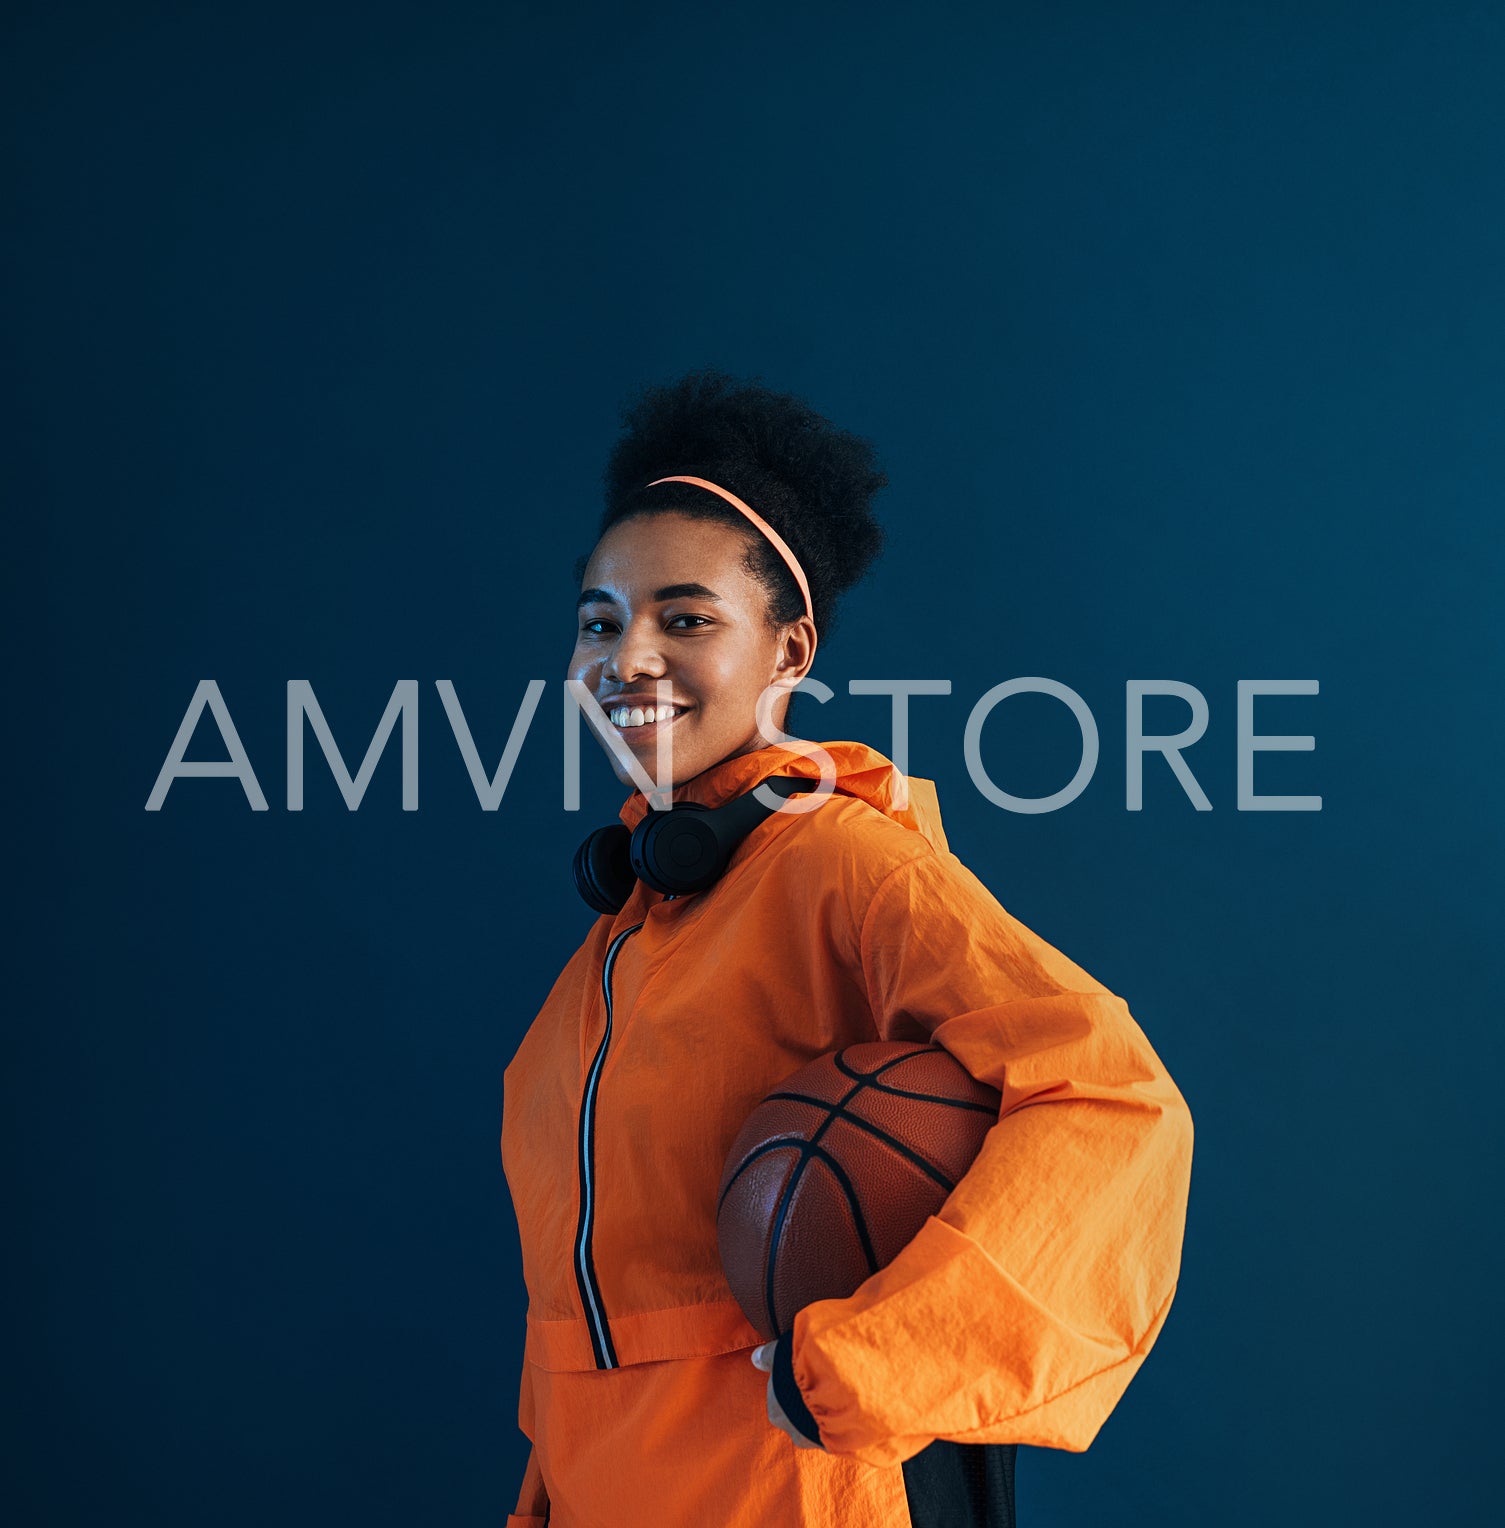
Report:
7,2,1501,1524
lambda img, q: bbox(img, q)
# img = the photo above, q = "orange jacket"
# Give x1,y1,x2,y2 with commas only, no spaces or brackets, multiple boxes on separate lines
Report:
500,739,1194,1527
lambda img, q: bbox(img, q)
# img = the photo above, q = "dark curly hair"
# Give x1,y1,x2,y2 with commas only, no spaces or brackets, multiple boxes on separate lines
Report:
575,368,888,651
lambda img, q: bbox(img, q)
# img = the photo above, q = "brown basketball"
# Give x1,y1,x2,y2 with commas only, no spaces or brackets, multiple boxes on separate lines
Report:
716,1040,1002,1341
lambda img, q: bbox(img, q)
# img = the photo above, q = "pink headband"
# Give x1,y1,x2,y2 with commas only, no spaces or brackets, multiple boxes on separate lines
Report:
646,475,814,625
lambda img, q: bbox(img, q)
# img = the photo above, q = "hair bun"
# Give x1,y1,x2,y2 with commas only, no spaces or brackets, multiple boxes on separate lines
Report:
591,367,888,644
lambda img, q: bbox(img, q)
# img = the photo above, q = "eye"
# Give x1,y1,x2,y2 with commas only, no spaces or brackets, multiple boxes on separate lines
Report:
580,619,616,636
668,614,712,630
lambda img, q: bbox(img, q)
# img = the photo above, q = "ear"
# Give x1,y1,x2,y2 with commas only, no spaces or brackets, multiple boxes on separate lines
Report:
771,615,818,686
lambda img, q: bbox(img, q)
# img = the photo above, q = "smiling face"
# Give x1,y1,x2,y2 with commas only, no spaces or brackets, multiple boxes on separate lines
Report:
570,511,817,788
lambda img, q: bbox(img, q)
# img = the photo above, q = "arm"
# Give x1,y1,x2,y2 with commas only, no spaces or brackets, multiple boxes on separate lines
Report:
780,848,1195,1469
505,1359,550,1527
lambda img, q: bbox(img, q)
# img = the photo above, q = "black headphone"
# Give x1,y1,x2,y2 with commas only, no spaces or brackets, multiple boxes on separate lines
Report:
572,775,822,915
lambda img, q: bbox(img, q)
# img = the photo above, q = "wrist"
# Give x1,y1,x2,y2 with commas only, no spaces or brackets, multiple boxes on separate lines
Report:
771,1328,825,1447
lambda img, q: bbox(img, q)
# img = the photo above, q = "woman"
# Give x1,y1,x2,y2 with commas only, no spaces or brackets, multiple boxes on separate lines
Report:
501,370,1194,1528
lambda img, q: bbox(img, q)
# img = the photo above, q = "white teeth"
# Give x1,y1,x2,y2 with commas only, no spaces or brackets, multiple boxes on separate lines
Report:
609,703,684,728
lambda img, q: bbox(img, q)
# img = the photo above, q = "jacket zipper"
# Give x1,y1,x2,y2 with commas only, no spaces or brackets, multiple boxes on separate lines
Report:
574,917,646,1368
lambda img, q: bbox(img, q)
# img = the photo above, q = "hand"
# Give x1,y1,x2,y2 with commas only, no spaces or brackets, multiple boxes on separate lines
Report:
751,1341,826,1450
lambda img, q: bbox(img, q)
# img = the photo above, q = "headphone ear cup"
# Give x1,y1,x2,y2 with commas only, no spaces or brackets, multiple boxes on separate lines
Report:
572,823,636,915
630,803,725,896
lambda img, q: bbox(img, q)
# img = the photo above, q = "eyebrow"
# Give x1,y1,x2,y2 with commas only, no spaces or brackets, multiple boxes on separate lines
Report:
576,582,724,610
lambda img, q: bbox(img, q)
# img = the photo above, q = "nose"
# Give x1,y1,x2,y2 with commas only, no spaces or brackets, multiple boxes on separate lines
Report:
602,617,668,685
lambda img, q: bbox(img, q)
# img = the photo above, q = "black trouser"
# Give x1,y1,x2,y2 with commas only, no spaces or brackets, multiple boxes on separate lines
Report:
901,1441,1018,1528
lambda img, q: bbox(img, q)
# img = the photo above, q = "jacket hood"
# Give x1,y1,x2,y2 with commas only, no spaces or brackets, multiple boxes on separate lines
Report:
617,738,949,855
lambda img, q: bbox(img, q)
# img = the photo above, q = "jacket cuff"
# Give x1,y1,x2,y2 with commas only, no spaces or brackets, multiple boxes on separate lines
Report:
772,1328,825,1446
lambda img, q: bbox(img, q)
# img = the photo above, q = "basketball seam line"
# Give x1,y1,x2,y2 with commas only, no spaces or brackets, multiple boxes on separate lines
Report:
760,1090,961,1194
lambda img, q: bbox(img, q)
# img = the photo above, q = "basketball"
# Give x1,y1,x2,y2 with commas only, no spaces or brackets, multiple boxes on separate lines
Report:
716,1040,1003,1342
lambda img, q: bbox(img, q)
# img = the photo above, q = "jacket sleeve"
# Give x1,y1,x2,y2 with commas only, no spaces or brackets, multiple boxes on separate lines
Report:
505,1358,550,1527
783,847,1196,1469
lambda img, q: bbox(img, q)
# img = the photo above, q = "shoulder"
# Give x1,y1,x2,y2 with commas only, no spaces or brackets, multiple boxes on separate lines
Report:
775,793,1025,947
773,788,947,902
